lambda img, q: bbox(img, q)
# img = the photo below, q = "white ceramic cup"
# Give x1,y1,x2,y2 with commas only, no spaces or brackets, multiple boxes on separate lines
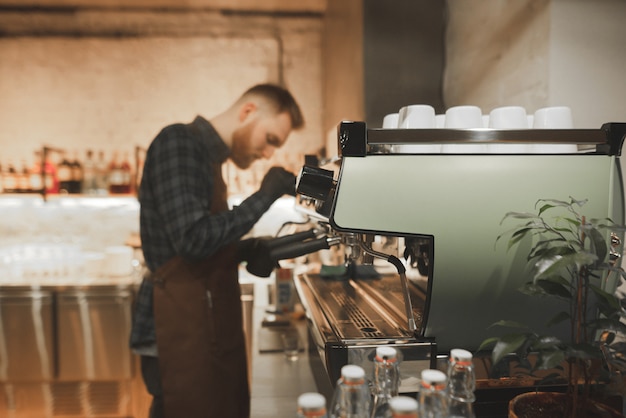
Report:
442,105,486,153
444,105,483,129
486,106,530,153
435,114,446,128
532,106,573,129
396,104,440,153
398,104,436,128
531,106,577,153
489,106,528,129
382,113,399,129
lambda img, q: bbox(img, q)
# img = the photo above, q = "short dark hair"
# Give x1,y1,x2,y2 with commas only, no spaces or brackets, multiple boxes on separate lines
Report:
242,83,305,130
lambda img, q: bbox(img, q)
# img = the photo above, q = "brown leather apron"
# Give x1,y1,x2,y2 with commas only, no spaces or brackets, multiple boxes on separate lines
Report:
152,164,250,418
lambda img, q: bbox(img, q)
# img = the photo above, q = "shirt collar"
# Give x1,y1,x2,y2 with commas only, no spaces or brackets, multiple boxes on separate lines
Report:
191,115,230,164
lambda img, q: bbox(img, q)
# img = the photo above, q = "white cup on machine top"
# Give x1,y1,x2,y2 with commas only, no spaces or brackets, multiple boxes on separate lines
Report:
444,105,483,129
442,105,487,153
382,112,400,129
532,106,573,129
398,105,436,128
531,106,578,153
435,114,446,128
396,104,440,153
487,106,531,153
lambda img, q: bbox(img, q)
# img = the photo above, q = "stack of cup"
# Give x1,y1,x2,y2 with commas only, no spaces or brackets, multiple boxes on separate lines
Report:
393,104,440,153
487,106,531,154
441,105,487,154
531,106,578,153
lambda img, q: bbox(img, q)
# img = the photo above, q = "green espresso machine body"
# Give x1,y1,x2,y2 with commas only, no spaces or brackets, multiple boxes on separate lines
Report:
328,122,626,353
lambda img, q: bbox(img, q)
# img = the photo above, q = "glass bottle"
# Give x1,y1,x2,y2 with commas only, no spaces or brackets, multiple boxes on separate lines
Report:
371,346,400,418
57,151,72,194
418,369,448,418
297,392,328,418
69,150,83,194
447,348,476,418
96,150,109,195
82,149,97,194
389,396,418,418
329,365,371,418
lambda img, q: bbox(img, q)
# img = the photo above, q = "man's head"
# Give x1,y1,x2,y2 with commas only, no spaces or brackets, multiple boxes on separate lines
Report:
213,83,304,169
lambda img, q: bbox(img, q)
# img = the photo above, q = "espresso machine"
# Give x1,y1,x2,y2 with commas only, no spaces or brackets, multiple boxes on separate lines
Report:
283,121,626,398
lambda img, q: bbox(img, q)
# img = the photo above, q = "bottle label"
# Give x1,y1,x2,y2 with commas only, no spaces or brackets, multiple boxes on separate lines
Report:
275,267,294,313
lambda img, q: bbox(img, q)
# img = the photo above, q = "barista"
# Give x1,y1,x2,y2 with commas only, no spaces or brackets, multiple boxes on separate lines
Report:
129,83,305,418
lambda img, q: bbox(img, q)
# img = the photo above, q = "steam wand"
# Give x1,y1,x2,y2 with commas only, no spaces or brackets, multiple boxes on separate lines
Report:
357,237,418,333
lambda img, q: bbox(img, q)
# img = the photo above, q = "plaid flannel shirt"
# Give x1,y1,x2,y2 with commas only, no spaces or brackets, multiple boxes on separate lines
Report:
129,116,274,351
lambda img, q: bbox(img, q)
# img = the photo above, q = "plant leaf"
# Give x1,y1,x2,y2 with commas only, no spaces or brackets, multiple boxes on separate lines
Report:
535,350,565,370
531,336,562,350
488,320,531,330
492,334,529,366
545,311,570,328
587,227,608,265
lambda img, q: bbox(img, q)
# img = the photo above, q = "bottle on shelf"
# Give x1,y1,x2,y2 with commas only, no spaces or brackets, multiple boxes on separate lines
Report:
95,150,109,195
120,151,132,194
297,392,328,418
418,369,448,418
370,346,401,418
82,149,97,194
17,160,31,193
388,396,419,418
329,365,371,418
108,151,122,194
31,151,58,195
3,161,18,193
57,152,73,194
446,349,476,418
69,150,83,194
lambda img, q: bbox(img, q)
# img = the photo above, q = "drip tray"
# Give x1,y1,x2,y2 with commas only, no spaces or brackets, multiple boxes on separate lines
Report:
303,274,424,341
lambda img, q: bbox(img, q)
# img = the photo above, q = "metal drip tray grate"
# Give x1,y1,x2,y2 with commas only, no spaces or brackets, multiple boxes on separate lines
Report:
331,291,383,338
305,275,414,341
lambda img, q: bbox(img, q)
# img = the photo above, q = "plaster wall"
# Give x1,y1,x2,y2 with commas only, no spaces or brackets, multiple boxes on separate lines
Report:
444,0,626,129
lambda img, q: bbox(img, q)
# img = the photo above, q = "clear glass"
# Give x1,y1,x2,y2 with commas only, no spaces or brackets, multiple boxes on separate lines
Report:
370,349,400,418
447,350,476,402
448,398,476,418
329,366,371,418
297,392,328,418
418,370,448,418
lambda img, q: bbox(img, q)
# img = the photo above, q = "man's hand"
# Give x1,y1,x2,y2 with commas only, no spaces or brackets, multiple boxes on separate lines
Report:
260,167,296,201
236,238,277,278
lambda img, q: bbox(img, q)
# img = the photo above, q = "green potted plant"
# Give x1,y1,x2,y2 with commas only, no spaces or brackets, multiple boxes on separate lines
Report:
479,197,626,418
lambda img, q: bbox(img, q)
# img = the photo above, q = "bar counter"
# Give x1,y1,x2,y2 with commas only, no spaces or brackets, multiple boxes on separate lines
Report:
245,274,321,417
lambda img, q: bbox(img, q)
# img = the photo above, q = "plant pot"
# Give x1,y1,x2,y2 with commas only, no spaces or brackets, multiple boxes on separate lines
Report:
508,392,624,418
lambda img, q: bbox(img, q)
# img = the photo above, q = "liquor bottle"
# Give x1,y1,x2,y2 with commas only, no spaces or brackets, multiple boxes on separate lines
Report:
28,155,43,193
57,152,72,194
446,349,476,418
418,369,448,418
95,150,109,195
82,149,97,194
371,346,400,418
329,365,371,418
3,161,17,193
297,392,328,418
108,151,124,194
69,150,83,193
17,160,31,193
120,151,132,194
389,396,418,418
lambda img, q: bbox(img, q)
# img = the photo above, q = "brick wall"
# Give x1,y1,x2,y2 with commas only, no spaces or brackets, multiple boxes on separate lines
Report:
0,8,324,184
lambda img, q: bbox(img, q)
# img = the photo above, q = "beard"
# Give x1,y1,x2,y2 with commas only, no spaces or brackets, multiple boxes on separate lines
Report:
230,121,256,169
